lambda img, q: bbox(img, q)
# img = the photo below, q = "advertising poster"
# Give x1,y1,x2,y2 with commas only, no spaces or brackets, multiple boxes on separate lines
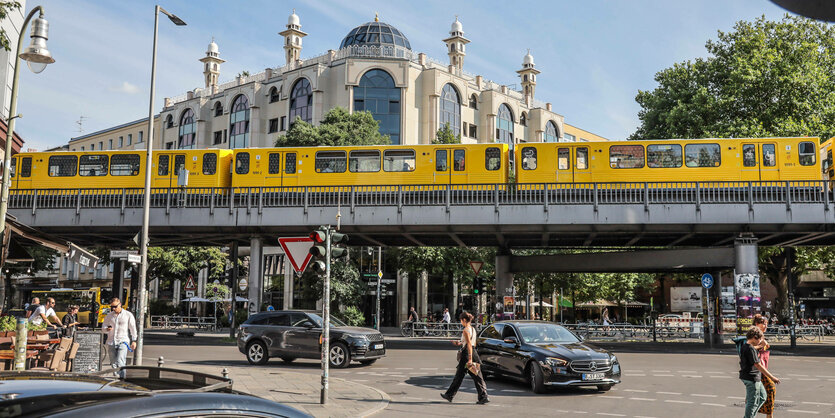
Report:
734,273,761,334
670,286,702,312
503,296,515,317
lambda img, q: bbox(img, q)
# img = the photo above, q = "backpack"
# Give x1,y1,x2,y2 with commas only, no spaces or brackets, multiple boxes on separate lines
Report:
732,335,747,356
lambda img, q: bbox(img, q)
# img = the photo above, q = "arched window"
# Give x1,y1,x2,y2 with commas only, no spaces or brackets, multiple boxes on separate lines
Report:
289,78,312,125
178,108,196,149
439,83,461,136
520,112,527,127
469,94,478,109
496,104,514,149
545,121,560,142
165,115,173,129
229,95,250,148
213,101,223,117
353,69,401,144
269,86,280,103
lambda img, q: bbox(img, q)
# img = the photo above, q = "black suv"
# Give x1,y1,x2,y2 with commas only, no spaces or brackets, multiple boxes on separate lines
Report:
237,310,386,368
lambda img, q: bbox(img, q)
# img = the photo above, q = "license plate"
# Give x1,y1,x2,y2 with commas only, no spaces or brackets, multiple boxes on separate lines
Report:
373,344,384,350
582,373,605,381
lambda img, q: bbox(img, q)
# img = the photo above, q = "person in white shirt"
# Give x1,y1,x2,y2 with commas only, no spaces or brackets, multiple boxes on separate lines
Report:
29,297,62,328
101,298,137,378
442,308,452,336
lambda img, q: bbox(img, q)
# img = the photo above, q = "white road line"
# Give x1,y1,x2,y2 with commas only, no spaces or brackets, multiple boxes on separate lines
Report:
682,375,703,378
599,396,624,399
664,400,693,404
798,378,817,381
709,376,732,379
789,374,809,377
500,389,525,393
727,396,745,400
815,375,835,378
596,413,626,417
653,374,674,377
395,367,410,370
657,391,681,395
786,410,819,415
629,397,657,401
803,402,834,406
651,370,670,373
700,403,725,407
692,394,717,398
420,367,437,370
623,389,648,393
678,370,697,373
705,371,725,374
634,416,658,418
625,374,646,377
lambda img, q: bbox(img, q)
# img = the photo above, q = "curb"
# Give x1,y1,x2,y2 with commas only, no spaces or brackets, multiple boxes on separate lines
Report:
349,377,390,417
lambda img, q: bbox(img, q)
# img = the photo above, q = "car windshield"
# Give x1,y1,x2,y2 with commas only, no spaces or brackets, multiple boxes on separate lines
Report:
516,323,580,344
306,312,347,328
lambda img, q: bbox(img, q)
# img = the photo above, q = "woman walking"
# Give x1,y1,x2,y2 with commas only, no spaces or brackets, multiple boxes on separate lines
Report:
441,312,489,405
754,314,776,418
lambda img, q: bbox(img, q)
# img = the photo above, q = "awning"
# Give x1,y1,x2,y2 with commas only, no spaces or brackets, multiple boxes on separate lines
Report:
2,214,99,268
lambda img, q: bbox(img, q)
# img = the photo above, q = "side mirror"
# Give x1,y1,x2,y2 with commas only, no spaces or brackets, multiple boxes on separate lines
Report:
503,336,519,345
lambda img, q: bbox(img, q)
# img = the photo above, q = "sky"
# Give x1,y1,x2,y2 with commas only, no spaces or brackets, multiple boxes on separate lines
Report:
13,0,796,151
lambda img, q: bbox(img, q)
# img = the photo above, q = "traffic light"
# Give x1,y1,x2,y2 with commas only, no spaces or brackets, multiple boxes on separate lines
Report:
309,226,328,274
473,276,480,294
330,232,349,260
477,276,485,294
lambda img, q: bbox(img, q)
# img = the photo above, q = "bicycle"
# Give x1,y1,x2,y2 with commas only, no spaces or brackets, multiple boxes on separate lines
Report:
400,321,414,337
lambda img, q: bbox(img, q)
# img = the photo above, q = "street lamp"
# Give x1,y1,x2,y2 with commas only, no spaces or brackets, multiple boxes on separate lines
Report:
0,6,55,268
135,5,186,367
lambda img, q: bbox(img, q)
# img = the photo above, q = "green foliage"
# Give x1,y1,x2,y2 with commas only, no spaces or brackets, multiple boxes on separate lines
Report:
206,283,230,301
148,299,177,316
275,107,390,147
0,315,16,332
145,246,228,289
433,123,461,144
299,257,364,309
0,2,21,52
220,309,249,328
394,247,496,290
631,15,835,141
340,306,365,326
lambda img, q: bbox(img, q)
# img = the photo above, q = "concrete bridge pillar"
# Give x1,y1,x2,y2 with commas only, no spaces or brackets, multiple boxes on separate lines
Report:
495,252,513,320
417,271,428,319
248,237,264,315
397,270,409,324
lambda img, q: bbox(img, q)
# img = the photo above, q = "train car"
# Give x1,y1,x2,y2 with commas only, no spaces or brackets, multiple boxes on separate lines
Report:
515,137,821,184
9,149,232,190
820,138,833,182
230,143,509,188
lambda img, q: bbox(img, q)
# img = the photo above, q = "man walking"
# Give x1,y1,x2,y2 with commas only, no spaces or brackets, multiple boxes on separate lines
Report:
102,298,137,378
442,307,451,336
739,326,780,418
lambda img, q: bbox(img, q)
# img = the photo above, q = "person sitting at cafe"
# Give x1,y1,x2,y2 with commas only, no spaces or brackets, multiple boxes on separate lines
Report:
62,305,80,338
29,297,62,329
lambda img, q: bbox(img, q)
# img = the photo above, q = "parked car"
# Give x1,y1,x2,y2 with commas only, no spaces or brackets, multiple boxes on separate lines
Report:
477,321,621,394
0,367,310,417
237,310,386,368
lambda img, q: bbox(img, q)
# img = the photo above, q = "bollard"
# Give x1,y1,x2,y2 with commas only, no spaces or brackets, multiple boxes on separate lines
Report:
222,367,229,379
14,318,28,370
157,356,164,368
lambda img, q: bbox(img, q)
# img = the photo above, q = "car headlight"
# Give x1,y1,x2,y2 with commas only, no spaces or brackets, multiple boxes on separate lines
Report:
544,357,568,367
347,335,369,344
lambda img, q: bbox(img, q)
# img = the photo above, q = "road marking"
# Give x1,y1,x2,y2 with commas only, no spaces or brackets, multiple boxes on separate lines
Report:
692,394,717,398
814,375,835,378
678,370,697,373
705,371,725,374
798,378,817,381
727,396,745,400
682,375,703,378
700,403,725,407
420,367,437,370
653,374,674,377
789,374,809,377
623,389,648,393
664,400,693,404
657,391,681,395
709,376,732,379
651,370,670,373
500,389,525,393
786,410,819,415
624,374,646,377
629,397,657,401
803,402,834,406
599,396,624,399
596,413,626,417
395,367,410,370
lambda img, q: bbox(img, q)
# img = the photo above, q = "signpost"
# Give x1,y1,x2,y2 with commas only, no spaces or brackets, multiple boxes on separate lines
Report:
184,275,196,292
375,248,382,330
701,273,714,289
238,277,248,292
278,237,314,273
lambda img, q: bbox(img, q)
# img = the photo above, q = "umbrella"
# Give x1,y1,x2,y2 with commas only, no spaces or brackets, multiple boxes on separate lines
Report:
531,300,554,308
223,296,249,302
181,297,209,303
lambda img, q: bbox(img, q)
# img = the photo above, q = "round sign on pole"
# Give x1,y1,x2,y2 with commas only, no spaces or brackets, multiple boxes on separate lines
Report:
701,273,714,289
238,278,248,292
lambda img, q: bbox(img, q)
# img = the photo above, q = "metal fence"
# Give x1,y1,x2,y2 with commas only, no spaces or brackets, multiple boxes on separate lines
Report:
150,315,218,331
9,181,833,212
399,321,484,338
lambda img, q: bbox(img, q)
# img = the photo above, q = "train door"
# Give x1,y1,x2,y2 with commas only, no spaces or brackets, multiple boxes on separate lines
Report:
556,147,573,182
573,146,591,183
433,148,468,184
267,151,298,186
155,153,186,188
740,143,760,181
16,156,32,189
759,142,779,181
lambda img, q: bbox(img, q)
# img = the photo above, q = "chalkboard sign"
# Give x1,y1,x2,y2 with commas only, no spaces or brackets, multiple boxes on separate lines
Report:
72,331,104,373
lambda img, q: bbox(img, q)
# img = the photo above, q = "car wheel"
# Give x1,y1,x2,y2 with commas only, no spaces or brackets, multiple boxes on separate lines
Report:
280,357,296,363
527,362,546,394
359,359,377,366
329,343,350,368
597,384,613,392
246,340,269,365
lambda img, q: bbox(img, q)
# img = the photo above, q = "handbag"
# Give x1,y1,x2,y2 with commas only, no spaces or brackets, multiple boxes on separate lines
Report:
467,362,481,374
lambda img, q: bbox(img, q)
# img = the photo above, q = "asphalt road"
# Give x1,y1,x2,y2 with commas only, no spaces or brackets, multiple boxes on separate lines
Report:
144,337,835,417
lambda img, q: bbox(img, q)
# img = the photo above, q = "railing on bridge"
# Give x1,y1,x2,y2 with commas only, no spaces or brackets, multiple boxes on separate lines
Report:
9,181,832,212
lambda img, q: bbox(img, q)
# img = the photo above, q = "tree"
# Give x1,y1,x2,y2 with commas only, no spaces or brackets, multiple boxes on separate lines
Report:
0,2,21,52
433,123,460,145
274,107,390,147
759,246,835,321
146,247,227,290
631,15,835,141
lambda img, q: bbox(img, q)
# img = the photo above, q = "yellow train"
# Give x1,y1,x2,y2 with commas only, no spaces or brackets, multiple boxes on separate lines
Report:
6,137,822,191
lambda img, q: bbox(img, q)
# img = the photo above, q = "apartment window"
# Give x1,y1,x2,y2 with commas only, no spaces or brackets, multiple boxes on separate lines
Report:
108,139,113,150
61,258,67,274
138,131,143,143
166,142,174,149
280,116,286,131
564,133,576,142
99,141,103,150
469,124,477,138
90,144,95,151
268,118,279,133
118,136,123,148
213,131,223,145
127,134,132,145
81,146,85,151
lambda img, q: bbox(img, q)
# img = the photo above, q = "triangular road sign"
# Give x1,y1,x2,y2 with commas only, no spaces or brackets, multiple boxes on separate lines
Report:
279,237,315,273
470,261,483,275
184,275,197,291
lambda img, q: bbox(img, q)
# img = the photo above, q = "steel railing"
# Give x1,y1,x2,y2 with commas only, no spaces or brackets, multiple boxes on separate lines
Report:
150,315,218,331
8,181,832,211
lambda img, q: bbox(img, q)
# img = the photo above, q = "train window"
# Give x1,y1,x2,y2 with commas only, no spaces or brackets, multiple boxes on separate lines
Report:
453,149,465,171
158,155,169,176
111,154,140,176
203,153,218,175
79,155,108,176
48,155,78,177
315,151,346,173
762,144,776,167
21,157,31,177
684,143,721,167
742,144,757,167
435,150,448,171
609,145,645,169
799,142,816,166
558,148,570,170
236,152,250,174
576,147,589,170
268,153,281,175
383,150,416,172
286,153,297,174
647,144,682,168
349,150,381,173
521,147,537,170
485,147,501,171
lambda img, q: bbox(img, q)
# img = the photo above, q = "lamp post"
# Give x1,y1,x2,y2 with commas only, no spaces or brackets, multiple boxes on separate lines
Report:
0,6,54,268
135,5,186,366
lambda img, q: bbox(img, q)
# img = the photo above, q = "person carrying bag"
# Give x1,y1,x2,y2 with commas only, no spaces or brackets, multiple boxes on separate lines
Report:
441,312,489,405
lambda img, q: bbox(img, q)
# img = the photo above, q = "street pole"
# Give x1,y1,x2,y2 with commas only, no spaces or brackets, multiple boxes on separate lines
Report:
560,287,563,323
136,4,185,367
375,246,381,330
320,226,332,404
786,247,797,348
229,241,238,338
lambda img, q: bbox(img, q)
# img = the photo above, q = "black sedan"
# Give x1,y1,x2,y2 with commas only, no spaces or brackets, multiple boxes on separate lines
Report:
477,321,621,393
237,310,386,368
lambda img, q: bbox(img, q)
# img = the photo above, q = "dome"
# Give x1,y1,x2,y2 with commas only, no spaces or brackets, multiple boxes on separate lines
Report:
339,21,411,50
451,17,463,34
523,51,534,66
207,40,218,54
288,11,300,26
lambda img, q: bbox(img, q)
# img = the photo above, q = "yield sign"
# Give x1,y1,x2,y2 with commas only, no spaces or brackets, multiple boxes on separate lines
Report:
184,275,197,291
279,237,314,273
470,261,483,275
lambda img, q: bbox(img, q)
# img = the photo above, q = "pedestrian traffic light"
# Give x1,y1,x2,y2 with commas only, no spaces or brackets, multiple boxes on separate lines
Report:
309,226,329,274
330,232,349,260
473,276,480,294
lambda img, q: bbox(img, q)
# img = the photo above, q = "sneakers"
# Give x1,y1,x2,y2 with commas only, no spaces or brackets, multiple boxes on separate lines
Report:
477,398,490,405
440,393,453,403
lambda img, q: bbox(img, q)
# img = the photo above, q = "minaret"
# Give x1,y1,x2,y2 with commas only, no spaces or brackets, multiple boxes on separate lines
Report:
516,50,540,104
199,38,225,92
442,16,470,72
279,9,307,65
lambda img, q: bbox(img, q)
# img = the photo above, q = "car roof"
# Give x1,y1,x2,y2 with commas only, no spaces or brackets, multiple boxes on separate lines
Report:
0,373,147,398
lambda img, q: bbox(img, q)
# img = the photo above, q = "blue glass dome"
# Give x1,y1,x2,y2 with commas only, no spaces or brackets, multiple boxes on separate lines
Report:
339,21,411,50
